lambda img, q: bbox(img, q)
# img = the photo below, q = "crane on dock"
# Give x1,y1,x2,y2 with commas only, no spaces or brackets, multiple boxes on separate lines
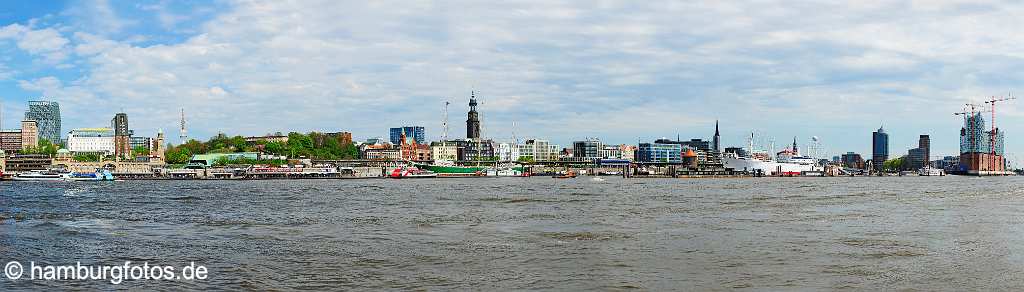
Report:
985,94,1016,171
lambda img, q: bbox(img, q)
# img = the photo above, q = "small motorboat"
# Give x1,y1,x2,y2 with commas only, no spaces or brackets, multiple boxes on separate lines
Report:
553,170,577,179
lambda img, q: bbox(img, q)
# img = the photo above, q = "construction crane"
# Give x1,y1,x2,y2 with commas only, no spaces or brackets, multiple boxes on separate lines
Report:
985,94,1016,171
954,107,969,166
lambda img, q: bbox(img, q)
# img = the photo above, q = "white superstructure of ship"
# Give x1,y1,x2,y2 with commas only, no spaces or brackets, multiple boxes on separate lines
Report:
723,134,819,175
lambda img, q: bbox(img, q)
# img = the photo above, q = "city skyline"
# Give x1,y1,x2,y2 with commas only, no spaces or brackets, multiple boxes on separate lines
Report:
0,1,1022,162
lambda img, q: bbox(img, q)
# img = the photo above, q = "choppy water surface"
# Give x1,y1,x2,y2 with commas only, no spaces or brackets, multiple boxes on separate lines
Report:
2,176,1024,290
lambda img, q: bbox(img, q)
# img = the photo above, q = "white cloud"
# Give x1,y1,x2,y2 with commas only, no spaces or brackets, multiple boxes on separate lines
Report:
0,23,71,64
10,0,1024,158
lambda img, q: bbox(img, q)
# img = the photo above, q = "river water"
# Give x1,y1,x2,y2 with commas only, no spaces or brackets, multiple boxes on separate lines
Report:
2,176,1024,290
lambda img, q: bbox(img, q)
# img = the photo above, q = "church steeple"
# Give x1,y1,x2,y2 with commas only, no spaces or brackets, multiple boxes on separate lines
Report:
466,91,481,140
712,120,721,153
792,136,799,155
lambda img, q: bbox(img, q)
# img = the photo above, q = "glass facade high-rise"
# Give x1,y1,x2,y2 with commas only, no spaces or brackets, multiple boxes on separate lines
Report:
637,142,683,163
872,126,889,171
919,135,930,163
960,113,1003,155
23,100,61,144
572,139,602,159
389,126,425,145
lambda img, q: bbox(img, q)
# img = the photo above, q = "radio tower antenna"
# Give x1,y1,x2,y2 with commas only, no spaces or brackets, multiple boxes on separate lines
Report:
179,108,188,144
511,121,518,144
442,101,449,141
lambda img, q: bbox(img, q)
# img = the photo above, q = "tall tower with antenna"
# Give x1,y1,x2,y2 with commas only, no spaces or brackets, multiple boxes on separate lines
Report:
179,108,188,144
442,101,449,141
511,121,518,145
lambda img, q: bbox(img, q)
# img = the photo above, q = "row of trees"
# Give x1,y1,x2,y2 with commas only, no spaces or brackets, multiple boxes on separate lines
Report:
19,139,60,156
163,132,360,164
883,156,907,171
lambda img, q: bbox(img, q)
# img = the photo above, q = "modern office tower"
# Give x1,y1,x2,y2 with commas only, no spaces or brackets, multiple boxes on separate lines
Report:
872,126,889,171
23,100,61,143
572,139,602,159
389,126,425,145
919,134,930,163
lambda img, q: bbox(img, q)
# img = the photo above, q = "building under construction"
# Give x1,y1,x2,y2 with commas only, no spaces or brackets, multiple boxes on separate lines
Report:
958,112,1009,175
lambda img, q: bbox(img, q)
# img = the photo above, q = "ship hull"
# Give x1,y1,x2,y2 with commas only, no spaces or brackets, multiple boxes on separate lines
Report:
416,164,487,174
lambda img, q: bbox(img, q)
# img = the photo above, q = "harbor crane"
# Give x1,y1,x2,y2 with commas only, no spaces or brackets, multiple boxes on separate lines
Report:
985,94,1016,171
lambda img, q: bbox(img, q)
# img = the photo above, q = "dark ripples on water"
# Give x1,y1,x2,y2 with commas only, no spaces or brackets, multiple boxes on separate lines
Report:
3,176,1024,290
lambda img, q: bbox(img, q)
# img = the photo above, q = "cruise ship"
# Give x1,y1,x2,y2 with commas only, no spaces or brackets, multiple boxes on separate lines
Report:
723,136,818,176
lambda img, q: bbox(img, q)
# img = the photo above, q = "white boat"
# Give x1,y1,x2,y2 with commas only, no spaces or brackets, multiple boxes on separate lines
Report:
723,155,816,176
12,170,68,181
485,167,528,177
918,166,945,176
723,135,818,176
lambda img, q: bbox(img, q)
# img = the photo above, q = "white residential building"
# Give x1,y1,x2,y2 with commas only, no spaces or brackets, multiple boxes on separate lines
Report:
430,143,458,161
497,143,521,162
515,139,559,161
67,128,115,155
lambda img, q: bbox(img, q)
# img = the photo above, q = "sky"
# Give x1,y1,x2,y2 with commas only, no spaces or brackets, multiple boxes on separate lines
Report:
1,0,1024,164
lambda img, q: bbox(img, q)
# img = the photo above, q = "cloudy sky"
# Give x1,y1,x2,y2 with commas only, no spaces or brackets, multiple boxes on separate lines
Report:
1,0,1023,163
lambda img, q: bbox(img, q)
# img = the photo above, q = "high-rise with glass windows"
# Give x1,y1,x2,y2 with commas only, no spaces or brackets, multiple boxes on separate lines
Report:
389,126,425,145
872,126,889,171
23,100,61,144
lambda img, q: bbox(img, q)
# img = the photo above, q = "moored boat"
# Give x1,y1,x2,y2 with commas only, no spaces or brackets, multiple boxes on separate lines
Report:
485,166,530,177
415,160,487,175
553,170,577,179
64,169,115,181
918,166,945,176
12,170,68,181
389,166,438,178
723,135,818,176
